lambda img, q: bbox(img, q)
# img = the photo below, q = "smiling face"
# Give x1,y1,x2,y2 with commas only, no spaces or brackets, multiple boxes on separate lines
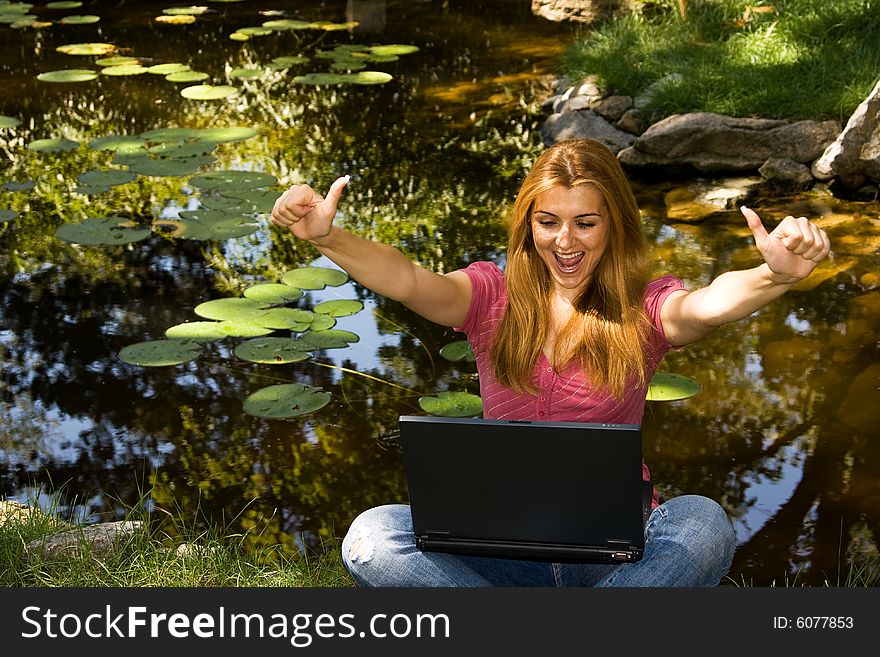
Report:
530,184,609,300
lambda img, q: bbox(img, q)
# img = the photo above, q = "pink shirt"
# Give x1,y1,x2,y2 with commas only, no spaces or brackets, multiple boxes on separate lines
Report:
455,261,686,506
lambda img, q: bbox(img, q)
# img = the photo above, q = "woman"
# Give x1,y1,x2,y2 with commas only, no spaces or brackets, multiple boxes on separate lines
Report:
270,138,831,586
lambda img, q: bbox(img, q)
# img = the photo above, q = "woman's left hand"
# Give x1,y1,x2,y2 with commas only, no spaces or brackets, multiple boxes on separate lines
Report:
740,206,832,284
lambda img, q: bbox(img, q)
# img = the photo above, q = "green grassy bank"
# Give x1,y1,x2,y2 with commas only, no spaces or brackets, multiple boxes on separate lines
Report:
561,0,880,122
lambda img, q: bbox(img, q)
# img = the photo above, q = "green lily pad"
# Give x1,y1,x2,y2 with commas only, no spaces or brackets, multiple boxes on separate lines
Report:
0,209,19,223
229,32,249,41
77,169,137,187
1,180,35,191
332,60,367,71
180,84,236,100
73,184,111,196
646,372,701,402
165,70,209,82
95,56,140,66
165,320,272,341
55,216,150,245
0,115,20,128
155,14,197,25
230,67,262,79
267,55,309,70
37,69,98,83
313,299,364,317
129,156,207,177
243,283,303,304
88,135,145,152
197,193,259,213
56,42,116,56
102,64,150,76
163,6,209,16
299,328,359,349
261,19,313,30
281,266,348,290
253,307,314,331
146,63,191,75
118,339,202,366
194,127,258,143
189,169,276,190
233,26,273,37
370,44,420,56
47,2,84,8
154,217,257,240
351,71,394,85
309,314,336,331
439,340,475,363
60,14,100,24
234,337,312,364
221,188,277,212
243,383,331,419
147,140,216,159
292,73,349,86
194,297,269,321
418,391,483,417
27,137,79,152
140,127,202,141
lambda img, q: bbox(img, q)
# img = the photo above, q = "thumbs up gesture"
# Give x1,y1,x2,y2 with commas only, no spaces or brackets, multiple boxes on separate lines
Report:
271,175,350,245
740,206,832,284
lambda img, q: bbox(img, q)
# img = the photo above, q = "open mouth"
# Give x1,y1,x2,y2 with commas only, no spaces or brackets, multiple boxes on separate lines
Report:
553,251,584,273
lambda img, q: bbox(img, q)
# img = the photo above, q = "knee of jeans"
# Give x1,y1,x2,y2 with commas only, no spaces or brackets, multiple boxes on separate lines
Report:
688,496,736,565
342,504,408,566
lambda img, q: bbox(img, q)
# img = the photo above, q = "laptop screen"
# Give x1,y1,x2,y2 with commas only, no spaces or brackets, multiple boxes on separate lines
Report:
398,415,646,563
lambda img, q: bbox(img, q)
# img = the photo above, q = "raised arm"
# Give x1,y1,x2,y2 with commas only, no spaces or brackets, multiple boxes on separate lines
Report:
660,206,831,346
270,176,473,327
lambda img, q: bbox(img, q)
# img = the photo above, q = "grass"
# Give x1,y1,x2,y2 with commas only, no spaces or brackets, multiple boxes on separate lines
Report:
561,0,880,122
0,496,356,588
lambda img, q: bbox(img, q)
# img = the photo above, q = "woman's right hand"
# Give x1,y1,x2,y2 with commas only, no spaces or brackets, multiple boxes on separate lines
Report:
270,175,350,245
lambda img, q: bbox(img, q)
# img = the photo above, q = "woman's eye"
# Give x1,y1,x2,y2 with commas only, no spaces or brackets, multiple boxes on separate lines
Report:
576,222,595,229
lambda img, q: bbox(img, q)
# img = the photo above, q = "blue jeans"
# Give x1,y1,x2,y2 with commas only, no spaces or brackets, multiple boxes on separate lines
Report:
341,495,735,586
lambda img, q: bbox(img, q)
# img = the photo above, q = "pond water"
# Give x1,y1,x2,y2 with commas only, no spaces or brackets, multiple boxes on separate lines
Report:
1,0,878,587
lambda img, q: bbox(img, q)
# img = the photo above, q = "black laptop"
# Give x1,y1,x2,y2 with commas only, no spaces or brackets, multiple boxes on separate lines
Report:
397,415,649,563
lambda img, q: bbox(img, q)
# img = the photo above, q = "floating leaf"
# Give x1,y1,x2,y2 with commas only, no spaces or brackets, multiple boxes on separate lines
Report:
309,314,336,331
180,84,236,100
369,44,420,56
165,70,209,82
189,169,276,190
439,340,475,363
165,320,271,341
313,299,364,317
195,127,258,143
281,266,348,290
27,137,80,152
46,2,84,8
0,209,18,223
73,184,111,196
418,391,483,417
56,42,116,56
267,55,309,70
646,372,701,402
95,56,140,66
234,337,312,364
155,14,197,24
88,135,145,153
230,67,262,79
140,127,202,141
1,180,34,191
243,283,303,305
253,307,314,331
118,339,202,366
221,188,277,212
0,115,20,128
129,156,207,177
60,14,100,24
146,63,191,75
292,72,349,85
102,64,150,76
235,26,273,36
244,383,331,419
351,71,393,85
77,169,136,187
194,297,269,321
55,216,150,245
261,19,313,30
299,328,359,349
163,6,209,16
147,140,215,159
37,69,98,83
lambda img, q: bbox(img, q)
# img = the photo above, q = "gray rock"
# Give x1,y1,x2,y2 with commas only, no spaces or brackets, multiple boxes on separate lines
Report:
759,157,814,190
812,79,880,184
532,0,632,23
25,520,143,560
592,95,633,122
541,109,636,154
619,112,840,173
616,108,647,135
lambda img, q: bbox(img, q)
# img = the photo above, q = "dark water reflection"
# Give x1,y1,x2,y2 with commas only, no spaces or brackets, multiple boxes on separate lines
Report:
0,1,878,586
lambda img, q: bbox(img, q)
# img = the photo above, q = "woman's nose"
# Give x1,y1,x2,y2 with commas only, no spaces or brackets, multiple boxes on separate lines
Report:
555,223,574,248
